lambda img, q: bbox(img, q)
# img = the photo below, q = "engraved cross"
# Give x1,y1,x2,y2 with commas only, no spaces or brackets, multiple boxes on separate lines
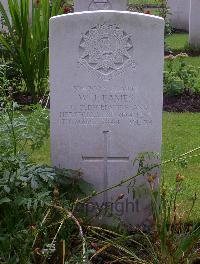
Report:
82,131,129,203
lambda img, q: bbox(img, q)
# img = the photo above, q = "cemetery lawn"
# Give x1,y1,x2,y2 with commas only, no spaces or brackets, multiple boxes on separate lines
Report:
165,33,200,68
166,33,188,52
162,112,200,222
32,112,200,222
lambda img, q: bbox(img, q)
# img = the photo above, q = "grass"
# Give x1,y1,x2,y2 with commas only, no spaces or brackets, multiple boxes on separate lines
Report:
162,112,200,222
166,33,189,52
31,112,200,221
165,33,200,69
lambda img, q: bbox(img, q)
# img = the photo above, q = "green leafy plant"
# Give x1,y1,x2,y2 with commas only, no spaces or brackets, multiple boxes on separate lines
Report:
0,66,93,263
0,0,62,101
164,54,200,96
0,66,50,156
0,65,53,262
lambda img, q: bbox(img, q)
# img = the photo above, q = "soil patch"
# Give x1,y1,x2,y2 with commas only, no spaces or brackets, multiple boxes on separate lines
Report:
163,94,200,112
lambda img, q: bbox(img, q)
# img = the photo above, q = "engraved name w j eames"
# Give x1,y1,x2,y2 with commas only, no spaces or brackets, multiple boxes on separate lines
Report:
79,24,135,80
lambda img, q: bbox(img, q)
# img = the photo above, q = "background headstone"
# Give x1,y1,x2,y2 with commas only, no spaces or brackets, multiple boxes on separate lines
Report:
0,0,32,30
74,0,128,12
167,0,190,31
189,0,200,47
0,0,10,29
50,11,164,227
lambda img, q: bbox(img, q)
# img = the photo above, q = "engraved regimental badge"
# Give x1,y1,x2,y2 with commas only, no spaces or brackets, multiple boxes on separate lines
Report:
79,24,135,81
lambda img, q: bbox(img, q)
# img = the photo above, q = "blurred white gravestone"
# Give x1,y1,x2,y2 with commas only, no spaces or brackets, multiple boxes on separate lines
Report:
50,11,164,227
0,0,10,29
189,0,200,47
74,0,128,12
167,0,190,31
0,0,32,30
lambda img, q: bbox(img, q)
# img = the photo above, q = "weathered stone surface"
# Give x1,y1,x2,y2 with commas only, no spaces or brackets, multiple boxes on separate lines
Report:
74,0,127,12
50,11,164,227
189,0,200,47
167,0,190,31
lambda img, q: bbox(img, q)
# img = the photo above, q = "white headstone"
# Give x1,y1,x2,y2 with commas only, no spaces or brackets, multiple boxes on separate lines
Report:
74,0,127,12
0,0,32,30
189,0,200,47
167,0,190,31
50,11,164,227
0,0,10,29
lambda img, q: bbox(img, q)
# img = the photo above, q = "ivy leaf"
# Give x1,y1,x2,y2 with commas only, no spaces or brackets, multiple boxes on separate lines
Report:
0,197,11,205
3,185,10,193
31,177,38,189
78,179,94,195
